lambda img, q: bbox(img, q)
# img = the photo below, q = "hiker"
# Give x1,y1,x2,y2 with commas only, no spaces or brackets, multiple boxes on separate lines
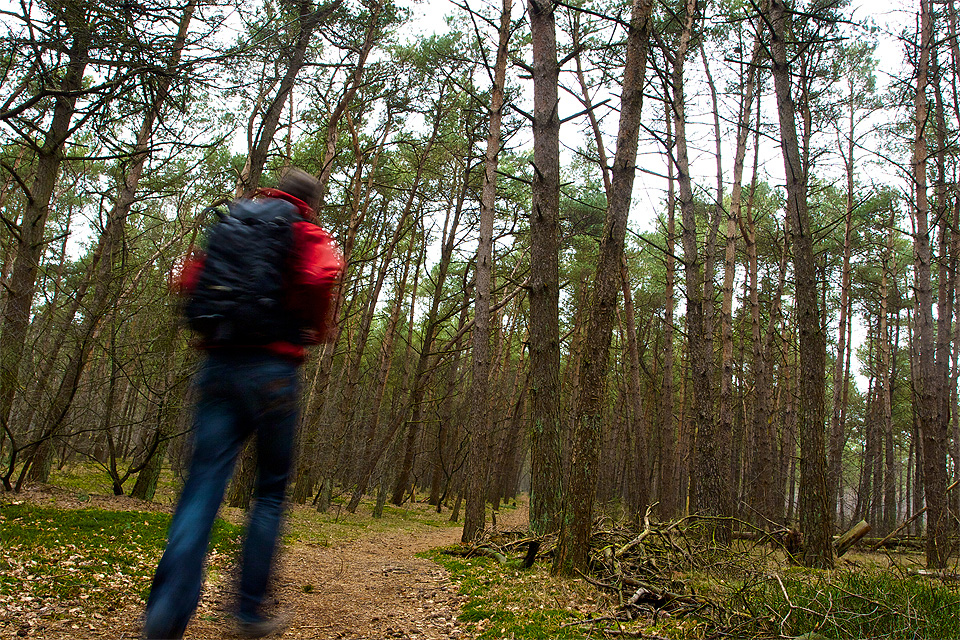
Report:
142,168,342,639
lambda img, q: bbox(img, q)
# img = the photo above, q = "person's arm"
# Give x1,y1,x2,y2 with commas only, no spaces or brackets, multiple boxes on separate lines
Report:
287,222,344,342
171,250,206,295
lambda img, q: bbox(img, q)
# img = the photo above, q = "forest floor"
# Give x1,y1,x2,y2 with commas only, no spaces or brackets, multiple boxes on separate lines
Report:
2,483,529,640
10,480,958,640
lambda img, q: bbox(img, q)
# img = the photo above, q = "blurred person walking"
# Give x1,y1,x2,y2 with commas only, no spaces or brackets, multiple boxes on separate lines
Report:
142,168,342,639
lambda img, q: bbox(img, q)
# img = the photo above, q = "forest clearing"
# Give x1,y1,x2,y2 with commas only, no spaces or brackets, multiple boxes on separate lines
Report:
4,0,960,637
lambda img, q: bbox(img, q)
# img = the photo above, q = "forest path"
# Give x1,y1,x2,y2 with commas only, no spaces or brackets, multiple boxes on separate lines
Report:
188,505,475,640
8,486,526,640
171,499,525,640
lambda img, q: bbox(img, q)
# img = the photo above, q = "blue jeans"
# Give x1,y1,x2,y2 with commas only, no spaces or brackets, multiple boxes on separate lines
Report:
143,351,299,639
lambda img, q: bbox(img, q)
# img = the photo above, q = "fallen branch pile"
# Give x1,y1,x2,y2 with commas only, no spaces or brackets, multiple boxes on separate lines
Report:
448,508,953,639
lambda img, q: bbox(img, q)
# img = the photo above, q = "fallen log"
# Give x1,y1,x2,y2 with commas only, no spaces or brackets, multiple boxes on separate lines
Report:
441,545,508,564
862,536,925,550
835,519,870,557
472,546,507,564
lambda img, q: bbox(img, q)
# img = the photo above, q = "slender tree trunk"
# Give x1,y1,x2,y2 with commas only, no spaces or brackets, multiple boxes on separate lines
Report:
463,0,512,542
879,218,895,533
768,0,832,568
671,0,727,536
705,41,744,539
527,0,563,536
621,257,649,515
659,100,678,519
555,0,652,574
829,83,856,518
912,0,948,568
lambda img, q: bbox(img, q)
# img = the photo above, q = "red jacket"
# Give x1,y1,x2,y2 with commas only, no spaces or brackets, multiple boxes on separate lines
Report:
177,189,343,362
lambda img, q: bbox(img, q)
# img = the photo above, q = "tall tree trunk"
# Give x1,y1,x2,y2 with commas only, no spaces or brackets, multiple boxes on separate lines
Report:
911,0,948,568
463,0,512,542
767,0,832,568
621,258,649,516
671,0,726,536
879,217,895,534
554,0,652,574
527,0,563,536
828,80,856,519
659,99,678,519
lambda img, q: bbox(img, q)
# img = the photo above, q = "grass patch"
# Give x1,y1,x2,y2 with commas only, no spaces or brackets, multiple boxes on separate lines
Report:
0,503,241,631
47,461,182,504
728,567,960,639
425,527,960,640
283,495,457,547
425,549,605,639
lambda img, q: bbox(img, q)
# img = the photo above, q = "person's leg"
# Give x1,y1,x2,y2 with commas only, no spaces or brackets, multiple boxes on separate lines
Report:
236,357,299,622
144,359,247,639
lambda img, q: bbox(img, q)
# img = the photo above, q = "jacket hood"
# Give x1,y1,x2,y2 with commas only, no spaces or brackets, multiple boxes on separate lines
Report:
257,188,316,222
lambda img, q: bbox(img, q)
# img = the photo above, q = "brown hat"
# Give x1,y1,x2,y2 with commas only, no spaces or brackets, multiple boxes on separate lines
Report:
277,168,321,211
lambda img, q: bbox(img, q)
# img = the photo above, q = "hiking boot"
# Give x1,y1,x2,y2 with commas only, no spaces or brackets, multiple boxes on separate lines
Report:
233,612,291,638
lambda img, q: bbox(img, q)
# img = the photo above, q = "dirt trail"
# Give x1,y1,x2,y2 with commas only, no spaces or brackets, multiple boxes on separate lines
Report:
155,503,525,639
256,525,465,639
187,503,528,640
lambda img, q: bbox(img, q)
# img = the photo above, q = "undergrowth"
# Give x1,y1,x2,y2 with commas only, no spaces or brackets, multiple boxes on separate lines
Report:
283,494,458,547
47,461,181,504
727,567,960,639
431,523,960,640
0,503,241,635
425,549,605,639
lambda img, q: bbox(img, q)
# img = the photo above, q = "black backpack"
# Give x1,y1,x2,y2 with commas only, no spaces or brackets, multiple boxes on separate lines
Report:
184,198,305,345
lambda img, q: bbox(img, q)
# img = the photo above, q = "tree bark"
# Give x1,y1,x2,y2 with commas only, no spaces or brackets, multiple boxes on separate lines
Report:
767,0,832,568
912,0,949,569
527,0,563,536
554,0,652,574
463,0,512,543
659,99,678,519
